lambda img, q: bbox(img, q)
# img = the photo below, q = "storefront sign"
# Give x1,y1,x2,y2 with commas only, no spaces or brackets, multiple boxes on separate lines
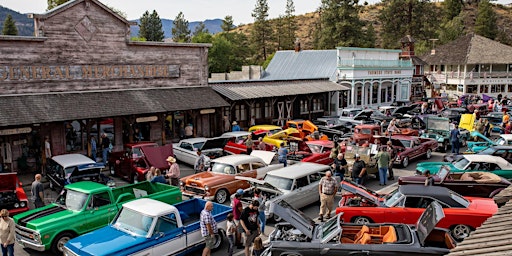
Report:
0,127,32,135
367,70,402,75
136,116,158,123
200,109,216,114
0,64,180,82
13,139,27,146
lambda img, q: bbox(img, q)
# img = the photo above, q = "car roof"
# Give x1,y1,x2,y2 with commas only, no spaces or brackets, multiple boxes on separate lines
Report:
463,154,510,165
211,154,265,165
220,131,251,137
500,134,512,140
306,140,334,147
398,185,465,207
123,198,174,217
265,162,330,180
178,137,208,144
51,154,96,168
248,125,282,132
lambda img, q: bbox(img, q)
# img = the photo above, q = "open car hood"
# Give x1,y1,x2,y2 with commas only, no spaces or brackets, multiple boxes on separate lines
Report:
341,181,382,206
273,199,317,239
459,114,475,132
0,173,18,191
302,120,319,133
393,104,417,115
426,117,450,131
68,162,105,179
250,150,276,165
201,137,230,151
267,128,300,139
235,176,282,192
353,110,373,120
142,144,174,170
416,201,445,246
469,131,494,144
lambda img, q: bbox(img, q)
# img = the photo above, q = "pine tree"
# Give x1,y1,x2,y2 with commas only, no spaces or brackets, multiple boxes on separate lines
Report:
47,0,69,10
361,23,376,48
172,12,191,43
274,16,285,50
438,14,465,44
193,22,209,36
474,0,498,39
221,16,235,32
138,11,150,40
2,14,18,36
138,10,164,42
442,0,463,22
251,0,274,63
282,0,298,50
316,0,365,49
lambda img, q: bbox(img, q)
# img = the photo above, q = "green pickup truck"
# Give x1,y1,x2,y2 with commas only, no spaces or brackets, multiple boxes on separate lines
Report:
14,181,182,254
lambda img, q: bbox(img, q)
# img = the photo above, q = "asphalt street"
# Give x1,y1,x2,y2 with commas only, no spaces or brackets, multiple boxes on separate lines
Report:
14,151,445,256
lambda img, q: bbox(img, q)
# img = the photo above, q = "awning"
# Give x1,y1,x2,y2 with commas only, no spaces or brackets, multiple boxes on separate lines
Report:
211,79,349,101
0,87,228,126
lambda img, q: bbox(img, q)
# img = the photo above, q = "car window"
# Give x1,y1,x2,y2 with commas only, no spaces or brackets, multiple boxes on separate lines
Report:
237,164,251,173
264,175,293,191
453,158,469,170
155,216,178,234
404,196,434,209
180,142,193,151
88,191,111,209
294,176,309,189
309,173,322,183
132,147,143,157
251,162,265,169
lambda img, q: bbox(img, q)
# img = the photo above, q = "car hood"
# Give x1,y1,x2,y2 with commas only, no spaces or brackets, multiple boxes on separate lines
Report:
272,199,317,239
142,144,174,170
235,176,282,192
14,204,74,229
65,226,147,256
340,181,383,206
68,163,105,179
469,131,494,144
416,202,446,246
459,114,475,132
201,137,229,151
0,173,18,191
183,171,227,186
393,105,417,115
250,150,276,165
353,110,373,120
416,162,453,174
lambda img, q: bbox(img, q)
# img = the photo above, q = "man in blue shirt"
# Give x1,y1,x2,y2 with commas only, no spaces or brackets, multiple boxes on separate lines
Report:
450,124,461,154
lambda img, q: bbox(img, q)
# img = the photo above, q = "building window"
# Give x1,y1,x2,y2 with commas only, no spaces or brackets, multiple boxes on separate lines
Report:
372,84,378,104
300,100,308,113
491,84,505,93
254,103,262,119
235,104,247,122
264,102,271,117
466,85,477,94
508,85,512,93
479,85,489,94
312,98,322,112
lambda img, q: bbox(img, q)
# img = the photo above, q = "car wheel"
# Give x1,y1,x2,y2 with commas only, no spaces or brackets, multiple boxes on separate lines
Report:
273,214,283,223
215,189,229,204
353,216,371,224
451,224,472,241
426,149,432,159
402,157,409,168
51,232,75,254
211,229,225,251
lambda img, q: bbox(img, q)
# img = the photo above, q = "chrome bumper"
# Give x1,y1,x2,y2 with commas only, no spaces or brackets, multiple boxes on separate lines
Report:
15,234,45,251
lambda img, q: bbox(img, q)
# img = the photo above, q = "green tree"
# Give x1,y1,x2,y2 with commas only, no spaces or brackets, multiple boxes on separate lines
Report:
282,0,297,50
191,23,212,43
251,0,274,63
209,35,233,73
474,0,498,39
138,11,150,40
172,12,191,42
2,14,18,36
193,22,209,36
316,0,365,49
438,14,465,44
221,16,236,32
138,10,164,42
360,23,376,48
442,0,463,22
47,0,69,10
274,16,285,50
379,0,439,49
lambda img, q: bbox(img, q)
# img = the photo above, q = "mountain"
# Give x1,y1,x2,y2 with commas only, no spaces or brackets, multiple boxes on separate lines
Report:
129,18,224,38
0,5,34,36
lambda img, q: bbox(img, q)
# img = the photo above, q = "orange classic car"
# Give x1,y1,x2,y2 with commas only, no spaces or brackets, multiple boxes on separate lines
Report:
284,119,329,141
180,151,281,204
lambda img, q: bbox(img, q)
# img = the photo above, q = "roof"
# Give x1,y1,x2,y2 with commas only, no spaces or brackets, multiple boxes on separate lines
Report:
211,154,264,165
176,138,208,144
220,131,251,138
262,50,337,81
447,200,512,255
398,185,467,207
122,198,174,217
464,155,510,166
421,33,512,65
64,181,107,193
266,162,330,180
0,87,228,126
211,79,349,101
51,154,95,169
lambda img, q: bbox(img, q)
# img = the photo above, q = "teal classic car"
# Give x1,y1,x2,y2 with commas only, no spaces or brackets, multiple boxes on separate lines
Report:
416,155,512,179
467,132,512,153
420,116,469,152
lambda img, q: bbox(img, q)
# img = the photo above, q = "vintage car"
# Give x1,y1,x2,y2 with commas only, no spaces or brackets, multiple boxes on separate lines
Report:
416,154,512,179
467,132,512,153
399,166,511,198
46,154,112,191
344,144,378,178
338,109,374,128
248,125,283,135
313,117,352,141
262,128,304,148
444,145,512,163
179,151,280,204
352,124,418,146
263,200,456,256
221,130,273,155
287,140,335,165
438,107,471,123
233,162,330,222
481,112,504,133
0,173,29,215
420,116,469,152
109,142,173,183
335,181,498,241
380,135,438,167
172,137,227,166
338,107,363,118
284,119,329,141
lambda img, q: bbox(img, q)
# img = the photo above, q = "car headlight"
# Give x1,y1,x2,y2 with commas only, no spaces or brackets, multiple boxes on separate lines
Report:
20,201,27,208
14,203,19,208
204,185,209,191
179,181,184,186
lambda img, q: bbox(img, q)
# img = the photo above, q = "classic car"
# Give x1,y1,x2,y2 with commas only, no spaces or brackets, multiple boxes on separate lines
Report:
338,109,374,128
262,128,303,148
172,137,227,166
46,154,112,191
344,144,378,178
287,140,335,165
233,162,330,222
313,117,352,141
399,166,511,198
467,132,512,153
284,119,329,141
338,108,363,118
481,112,504,133
109,142,173,183
420,116,469,152
416,154,512,179
444,145,512,163
179,151,280,204
335,181,498,240
221,130,272,155
0,173,29,215
371,110,413,128
263,200,456,256
248,125,283,135
379,135,438,167
352,124,418,146
438,107,471,123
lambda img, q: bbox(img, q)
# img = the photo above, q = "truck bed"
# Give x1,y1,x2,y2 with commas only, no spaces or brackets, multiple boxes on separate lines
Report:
175,198,231,227
112,181,182,205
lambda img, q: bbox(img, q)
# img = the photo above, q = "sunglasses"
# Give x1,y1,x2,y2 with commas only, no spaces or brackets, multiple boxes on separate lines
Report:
1,216,7,218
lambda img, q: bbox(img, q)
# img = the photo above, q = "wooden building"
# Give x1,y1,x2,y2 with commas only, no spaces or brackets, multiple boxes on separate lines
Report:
0,0,228,173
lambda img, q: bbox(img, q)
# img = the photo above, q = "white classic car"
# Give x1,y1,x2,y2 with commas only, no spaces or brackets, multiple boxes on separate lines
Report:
234,162,330,222
172,137,227,166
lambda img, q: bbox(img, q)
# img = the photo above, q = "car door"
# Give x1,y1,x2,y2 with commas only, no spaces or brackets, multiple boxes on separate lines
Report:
151,214,186,255
178,142,195,165
84,191,117,233
287,176,311,209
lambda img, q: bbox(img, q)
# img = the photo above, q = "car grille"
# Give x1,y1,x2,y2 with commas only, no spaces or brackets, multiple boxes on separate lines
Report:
15,224,39,244
185,186,205,195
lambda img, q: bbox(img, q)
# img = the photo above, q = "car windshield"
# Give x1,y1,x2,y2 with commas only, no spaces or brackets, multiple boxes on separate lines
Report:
113,207,153,237
361,129,372,135
400,140,412,148
479,147,495,155
321,216,339,239
210,163,235,175
428,119,449,130
56,189,89,211
453,158,470,170
384,189,404,207
307,143,323,153
264,175,293,191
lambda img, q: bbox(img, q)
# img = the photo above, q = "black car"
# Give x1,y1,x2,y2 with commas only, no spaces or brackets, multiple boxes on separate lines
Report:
313,117,352,141
443,145,512,163
263,199,455,256
439,108,470,123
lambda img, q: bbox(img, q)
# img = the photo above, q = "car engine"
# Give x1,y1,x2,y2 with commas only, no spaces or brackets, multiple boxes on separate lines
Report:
271,223,311,242
0,191,21,208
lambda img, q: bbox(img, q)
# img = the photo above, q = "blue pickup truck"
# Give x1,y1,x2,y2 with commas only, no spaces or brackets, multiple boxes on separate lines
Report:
63,198,231,256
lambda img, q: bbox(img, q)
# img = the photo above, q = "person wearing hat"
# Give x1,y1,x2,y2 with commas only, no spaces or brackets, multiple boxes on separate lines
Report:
232,121,241,132
165,156,180,186
351,153,367,185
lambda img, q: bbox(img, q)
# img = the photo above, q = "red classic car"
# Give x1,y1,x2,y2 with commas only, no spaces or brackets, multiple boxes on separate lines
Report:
287,140,335,165
0,173,29,215
398,166,512,198
379,135,438,167
221,130,273,155
352,124,419,146
108,142,173,183
335,181,498,241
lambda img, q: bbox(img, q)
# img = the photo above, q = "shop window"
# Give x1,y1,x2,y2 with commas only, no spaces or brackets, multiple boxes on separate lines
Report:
466,85,477,94
235,104,247,122
254,103,262,119
300,100,308,113
446,84,457,91
313,98,322,111
372,84,378,104
479,85,489,94
264,102,271,117
491,84,505,93
508,85,512,93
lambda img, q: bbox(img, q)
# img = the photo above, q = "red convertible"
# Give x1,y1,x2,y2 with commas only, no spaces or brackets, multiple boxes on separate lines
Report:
287,140,335,165
335,181,498,241
382,135,438,168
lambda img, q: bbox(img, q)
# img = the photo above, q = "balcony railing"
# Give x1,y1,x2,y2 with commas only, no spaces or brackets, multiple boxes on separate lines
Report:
338,58,413,68
426,71,512,80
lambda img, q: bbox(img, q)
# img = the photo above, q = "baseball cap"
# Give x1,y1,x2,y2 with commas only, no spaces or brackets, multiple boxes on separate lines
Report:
236,189,244,195
355,153,360,158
